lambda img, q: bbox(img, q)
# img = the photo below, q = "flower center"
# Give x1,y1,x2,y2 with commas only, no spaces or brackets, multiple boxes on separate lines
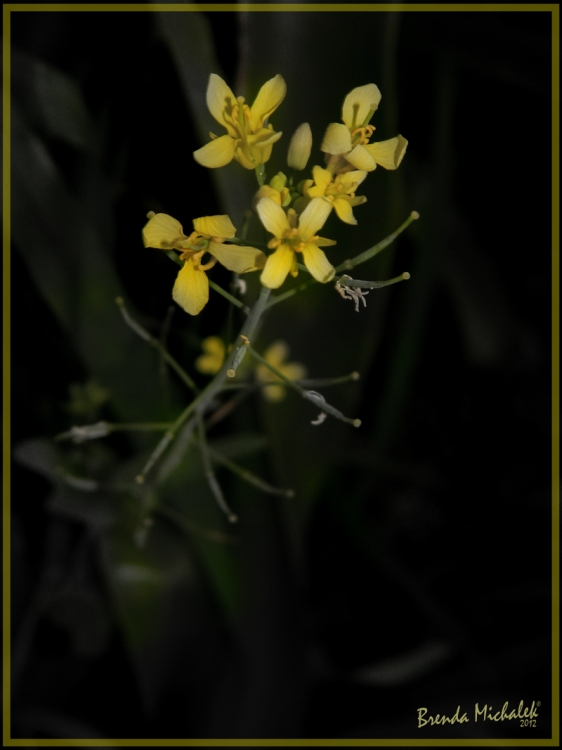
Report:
351,124,375,147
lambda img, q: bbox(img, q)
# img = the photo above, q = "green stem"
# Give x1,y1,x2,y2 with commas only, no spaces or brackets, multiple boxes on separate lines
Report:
136,287,272,483
116,297,198,393
207,447,293,498
227,286,271,377
335,211,419,272
221,371,360,391
255,163,266,186
197,416,238,523
266,277,316,308
208,279,250,314
246,346,361,427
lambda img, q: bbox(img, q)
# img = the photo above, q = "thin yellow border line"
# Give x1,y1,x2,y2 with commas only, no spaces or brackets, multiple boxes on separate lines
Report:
2,3,559,748
2,2,561,10
551,4,561,749
3,3,12,747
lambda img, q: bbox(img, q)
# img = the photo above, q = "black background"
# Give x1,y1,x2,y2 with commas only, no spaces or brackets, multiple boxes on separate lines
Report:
8,5,554,742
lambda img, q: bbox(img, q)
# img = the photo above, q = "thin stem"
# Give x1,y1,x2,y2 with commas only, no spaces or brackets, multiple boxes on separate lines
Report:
197,416,238,523
227,286,271,377
157,505,239,545
208,279,250,314
136,286,272,483
255,163,266,186
335,211,419,272
136,409,197,484
115,297,198,393
266,277,316,309
246,346,361,428
221,371,360,391
55,420,174,443
208,446,293,498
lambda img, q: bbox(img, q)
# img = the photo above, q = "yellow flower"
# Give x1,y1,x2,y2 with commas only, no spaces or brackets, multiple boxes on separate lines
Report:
256,341,307,402
142,212,266,315
256,197,336,289
321,83,408,172
195,336,225,375
302,165,368,225
193,73,286,170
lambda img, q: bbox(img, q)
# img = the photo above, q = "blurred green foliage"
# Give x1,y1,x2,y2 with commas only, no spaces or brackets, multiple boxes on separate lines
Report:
9,8,553,741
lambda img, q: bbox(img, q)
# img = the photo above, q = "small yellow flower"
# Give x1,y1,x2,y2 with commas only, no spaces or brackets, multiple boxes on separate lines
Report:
256,341,307,402
256,197,336,289
193,73,286,170
142,213,266,315
195,336,225,375
321,83,408,172
302,165,368,225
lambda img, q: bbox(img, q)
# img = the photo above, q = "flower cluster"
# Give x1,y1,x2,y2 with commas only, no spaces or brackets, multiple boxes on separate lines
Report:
143,74,407,314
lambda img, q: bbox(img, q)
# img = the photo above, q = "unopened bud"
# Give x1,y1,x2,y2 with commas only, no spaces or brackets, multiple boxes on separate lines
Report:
287,123,312,171
269,172,287,192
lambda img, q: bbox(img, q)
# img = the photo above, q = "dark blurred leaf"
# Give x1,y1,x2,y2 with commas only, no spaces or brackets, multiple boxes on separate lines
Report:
12,46,96,151
13,437,61,481
99,518,202,717
11,101,175,423
156,10,255,223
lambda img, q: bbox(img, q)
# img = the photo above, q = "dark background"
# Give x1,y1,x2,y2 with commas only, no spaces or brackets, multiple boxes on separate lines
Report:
8,6,554,742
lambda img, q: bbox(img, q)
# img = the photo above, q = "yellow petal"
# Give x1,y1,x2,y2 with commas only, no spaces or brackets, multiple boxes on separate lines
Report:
342,83,381,130
365,135,408,170
233,145,257,170
256,197,289,239
282,362,307,382
172,259,209,315
206,74,237,136
264,340,290,368
332,198,357,225
142,213,187,250
338,170,368,192
195,336,225,375
193,215,236,239
251,142,273,165
249,74,286,131
320,122,352,154
208,241,266,273
253,184,282,208
262,384,286,403
248,128,283,149
298,197,332,241
193,134,235,168
204,336,225,355
345,144,377,171
312,165,332,193
301,243,335,283
315,236,337,247
260,244,294,289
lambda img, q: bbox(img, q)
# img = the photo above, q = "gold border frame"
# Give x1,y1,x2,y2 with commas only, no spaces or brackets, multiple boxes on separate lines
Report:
2,3,559,747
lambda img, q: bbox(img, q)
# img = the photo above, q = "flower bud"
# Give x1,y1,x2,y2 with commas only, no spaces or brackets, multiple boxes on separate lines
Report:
287,123,312,171
269,172,288,192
